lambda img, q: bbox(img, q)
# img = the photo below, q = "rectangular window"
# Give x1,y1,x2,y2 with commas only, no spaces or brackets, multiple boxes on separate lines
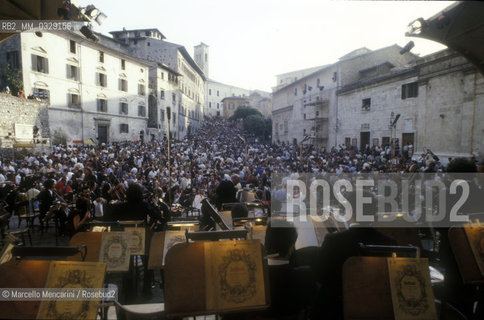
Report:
172,113,176,124
119,102,128,115
345,137,351,147
138,105,146,117
373,138,379,147
382,136,390,147
401,82,418,99
160,72,164,80
138,83,145,96
217,90,219,97
209,89,211,95
6,51,19,70
209,102,212,108
97,99,107,112
68,93,80,108
229,103,234,110
121,59,125,70
69,40,76,54
120,124,129,133
31,54,49,73
33,88,50,103
160,110,165,122
119,79,128,92
217,103,219,109
97,73,107,87
99,51,104,63
66,64,79,80
362,98,371,111
294,88,297,96
160,89,165,99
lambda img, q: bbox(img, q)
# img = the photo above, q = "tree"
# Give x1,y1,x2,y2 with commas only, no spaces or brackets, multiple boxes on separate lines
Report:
243,115,266,139
230,106,262,120
0,64,23,96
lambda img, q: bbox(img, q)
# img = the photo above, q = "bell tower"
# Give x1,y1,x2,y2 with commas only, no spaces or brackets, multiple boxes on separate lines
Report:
194,42,209,78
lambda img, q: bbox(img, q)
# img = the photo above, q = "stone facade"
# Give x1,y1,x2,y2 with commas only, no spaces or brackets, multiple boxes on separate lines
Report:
222,96,250,118
0,31,151,145
147,64,181,140
337,49,484,158
205,80,251,117
111,29,205,139
0,93,50,156
247,91,272,119
272,45,417,148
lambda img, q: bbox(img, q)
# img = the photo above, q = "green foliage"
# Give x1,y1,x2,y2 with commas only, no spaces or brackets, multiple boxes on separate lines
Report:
243,115,272,142
0,64,23,96
229,106,262,120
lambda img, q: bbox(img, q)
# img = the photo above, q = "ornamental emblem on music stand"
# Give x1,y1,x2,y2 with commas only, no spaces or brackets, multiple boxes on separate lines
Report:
395,264,430,316
218,249,257,304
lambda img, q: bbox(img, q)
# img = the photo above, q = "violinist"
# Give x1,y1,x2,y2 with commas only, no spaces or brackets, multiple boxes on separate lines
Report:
66,186,91,236
107,173,126,202
37,179,56,229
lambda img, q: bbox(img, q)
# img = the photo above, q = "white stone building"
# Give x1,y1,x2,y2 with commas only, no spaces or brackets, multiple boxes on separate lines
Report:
273,65,328,92
0,31,150,145
110,28,205,139
272,45,417,148
337,49,484,158
205,79,251,117
147,63,181,140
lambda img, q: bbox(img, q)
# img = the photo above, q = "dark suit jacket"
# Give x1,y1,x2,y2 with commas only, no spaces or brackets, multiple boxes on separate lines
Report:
266,262,317,317
103,200,161,223
314,227,397,319
215,180,237,209
37,189,55,216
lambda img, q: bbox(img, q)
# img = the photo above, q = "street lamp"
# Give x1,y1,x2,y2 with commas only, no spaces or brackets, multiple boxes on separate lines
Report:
389,112,401,158
299,135,310,171
237,134,248,160
166,106,172,208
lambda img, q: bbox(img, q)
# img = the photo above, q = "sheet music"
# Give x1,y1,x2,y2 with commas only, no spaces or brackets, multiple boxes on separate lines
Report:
99,232,130,272
37,261,106,320
125,227,146,255
387,257,437,320
204,240,266,311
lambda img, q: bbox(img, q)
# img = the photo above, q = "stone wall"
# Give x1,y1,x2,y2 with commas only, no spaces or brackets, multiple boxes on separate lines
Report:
0,93,50,156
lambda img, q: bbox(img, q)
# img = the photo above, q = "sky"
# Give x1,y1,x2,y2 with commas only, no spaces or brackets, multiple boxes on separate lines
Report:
80,0,455,92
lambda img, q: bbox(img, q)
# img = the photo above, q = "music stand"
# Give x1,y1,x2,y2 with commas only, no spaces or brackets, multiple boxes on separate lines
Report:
164,240,269,317
11,245,87,261
448,227,484,284
185,229,248,242
201,198,230,230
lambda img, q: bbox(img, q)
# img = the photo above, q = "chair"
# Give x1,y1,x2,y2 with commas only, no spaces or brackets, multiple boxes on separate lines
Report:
0,210,12,243
14,194,31,228
435,300,468,320
114,300,165,320
5,227,32,246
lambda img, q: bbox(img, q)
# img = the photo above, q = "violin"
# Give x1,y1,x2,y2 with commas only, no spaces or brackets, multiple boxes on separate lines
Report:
108,182,126,201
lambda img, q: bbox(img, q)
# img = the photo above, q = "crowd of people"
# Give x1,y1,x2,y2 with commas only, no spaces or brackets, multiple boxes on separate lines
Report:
1,117,484,318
